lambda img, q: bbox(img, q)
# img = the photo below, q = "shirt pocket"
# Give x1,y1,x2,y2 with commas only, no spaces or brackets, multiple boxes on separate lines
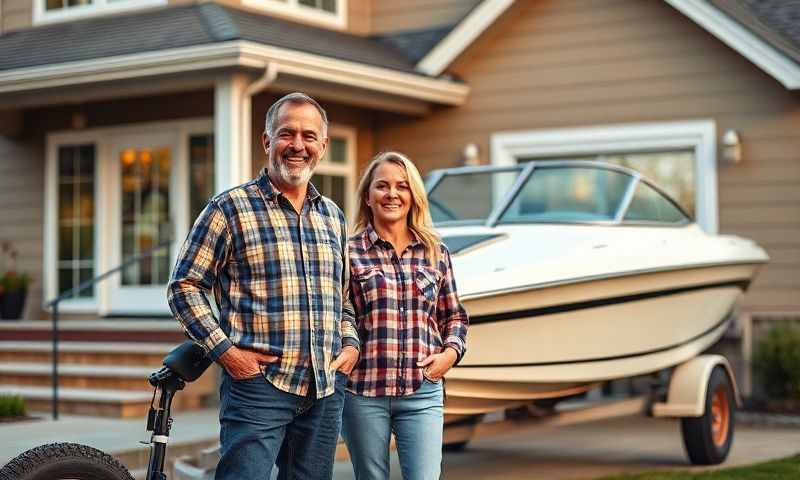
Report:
352,266,386,308
414,267,440,310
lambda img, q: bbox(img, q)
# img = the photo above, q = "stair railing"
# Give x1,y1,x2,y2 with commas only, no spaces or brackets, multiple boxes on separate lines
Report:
45,239,173,420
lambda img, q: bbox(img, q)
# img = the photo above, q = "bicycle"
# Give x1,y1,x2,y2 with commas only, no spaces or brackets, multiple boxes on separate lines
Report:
0,340,213,480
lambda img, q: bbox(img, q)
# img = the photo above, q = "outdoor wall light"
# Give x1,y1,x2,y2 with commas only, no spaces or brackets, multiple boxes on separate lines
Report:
463,143,481,166
722,129,742,165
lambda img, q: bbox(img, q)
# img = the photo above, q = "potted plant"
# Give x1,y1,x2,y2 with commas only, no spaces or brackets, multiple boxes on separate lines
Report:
0,241,29,320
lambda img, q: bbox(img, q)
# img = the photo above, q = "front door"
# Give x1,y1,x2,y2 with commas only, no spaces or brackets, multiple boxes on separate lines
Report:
107,132,179,315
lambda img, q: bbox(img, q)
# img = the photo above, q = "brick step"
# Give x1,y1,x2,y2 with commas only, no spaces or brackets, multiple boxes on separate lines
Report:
0,363,216,392
0,384,215,418
0,341,177,366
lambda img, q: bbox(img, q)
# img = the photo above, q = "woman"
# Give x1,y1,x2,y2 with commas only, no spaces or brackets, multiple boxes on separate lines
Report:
342,151,469,480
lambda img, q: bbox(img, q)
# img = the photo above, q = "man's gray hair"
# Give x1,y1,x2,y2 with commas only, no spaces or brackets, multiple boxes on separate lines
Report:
264,92,329,137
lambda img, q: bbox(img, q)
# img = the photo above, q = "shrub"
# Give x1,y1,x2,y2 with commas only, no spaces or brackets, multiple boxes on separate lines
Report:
0,394,26,417
753,324,800,400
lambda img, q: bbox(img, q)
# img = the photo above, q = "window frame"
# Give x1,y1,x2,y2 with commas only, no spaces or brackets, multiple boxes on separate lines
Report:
490,120,718,233
240,0,347,30
45,118,212,314
314,124,357,219
34,0,167,25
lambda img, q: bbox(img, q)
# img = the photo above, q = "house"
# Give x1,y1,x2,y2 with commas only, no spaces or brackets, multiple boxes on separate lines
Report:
0,0,797,393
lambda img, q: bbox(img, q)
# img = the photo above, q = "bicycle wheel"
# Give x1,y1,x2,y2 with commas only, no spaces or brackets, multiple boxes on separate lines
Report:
0,442,134,480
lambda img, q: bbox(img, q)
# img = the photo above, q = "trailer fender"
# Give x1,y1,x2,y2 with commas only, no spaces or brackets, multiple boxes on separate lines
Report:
652,355,741,418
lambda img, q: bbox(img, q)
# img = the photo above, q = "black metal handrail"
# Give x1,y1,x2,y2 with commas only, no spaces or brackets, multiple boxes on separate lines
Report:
47,238,172,420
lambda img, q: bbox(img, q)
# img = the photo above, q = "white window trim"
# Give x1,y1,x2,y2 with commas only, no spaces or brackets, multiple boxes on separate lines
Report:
315,124,357,219
44,118,213,314
490,120,718,233
241,0,347,30
34,0,167,25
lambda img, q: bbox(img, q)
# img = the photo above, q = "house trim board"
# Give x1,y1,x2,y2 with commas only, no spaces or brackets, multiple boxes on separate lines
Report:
0,41,469,105
490,120,719,233
33,0,167,26
417,0,516,76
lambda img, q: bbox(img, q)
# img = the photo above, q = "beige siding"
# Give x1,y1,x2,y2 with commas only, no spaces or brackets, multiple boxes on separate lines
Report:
0,136,44,319
370,0,479,33
348,0,370,35
2,0,32,33
374,0,800,312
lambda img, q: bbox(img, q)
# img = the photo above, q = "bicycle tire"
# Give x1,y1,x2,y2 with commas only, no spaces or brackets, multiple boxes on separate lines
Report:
0,442,134,480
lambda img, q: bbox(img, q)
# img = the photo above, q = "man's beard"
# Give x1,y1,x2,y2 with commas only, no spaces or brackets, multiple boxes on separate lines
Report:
269,153,315,187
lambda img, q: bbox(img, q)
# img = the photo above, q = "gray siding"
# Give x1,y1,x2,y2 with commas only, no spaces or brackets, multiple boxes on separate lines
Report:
0,136,44,319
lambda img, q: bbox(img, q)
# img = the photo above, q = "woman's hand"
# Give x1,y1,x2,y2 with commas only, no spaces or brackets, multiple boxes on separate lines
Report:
331,346,360,375
417,347,458,381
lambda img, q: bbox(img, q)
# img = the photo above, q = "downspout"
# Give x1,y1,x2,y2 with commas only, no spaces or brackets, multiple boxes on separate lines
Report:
241,62,279,180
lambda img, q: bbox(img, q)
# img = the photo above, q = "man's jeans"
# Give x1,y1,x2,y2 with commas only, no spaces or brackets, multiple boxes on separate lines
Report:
341,379,444,480
215,370,346,480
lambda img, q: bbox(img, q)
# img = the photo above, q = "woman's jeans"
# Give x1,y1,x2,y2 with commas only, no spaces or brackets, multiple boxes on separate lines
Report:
215,370,346,480
342,379,444,480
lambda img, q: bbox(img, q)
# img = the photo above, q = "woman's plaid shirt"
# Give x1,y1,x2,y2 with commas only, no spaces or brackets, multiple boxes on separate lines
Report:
168,171,358,399
347,226,468,397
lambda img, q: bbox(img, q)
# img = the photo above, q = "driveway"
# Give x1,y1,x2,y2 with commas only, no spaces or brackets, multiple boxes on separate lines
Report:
333,415,800,480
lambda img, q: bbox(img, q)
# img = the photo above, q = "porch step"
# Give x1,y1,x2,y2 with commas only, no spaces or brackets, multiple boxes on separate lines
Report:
0,385,213,418
0,363,177,391
0,320,185,343
0,341,218,417
0,341,176,366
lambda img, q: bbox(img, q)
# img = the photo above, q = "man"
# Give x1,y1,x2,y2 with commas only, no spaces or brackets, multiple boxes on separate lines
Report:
168,92,360,480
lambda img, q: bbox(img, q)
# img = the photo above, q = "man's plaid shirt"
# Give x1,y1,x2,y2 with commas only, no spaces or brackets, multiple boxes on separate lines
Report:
167,170,358,399
347,226,468,397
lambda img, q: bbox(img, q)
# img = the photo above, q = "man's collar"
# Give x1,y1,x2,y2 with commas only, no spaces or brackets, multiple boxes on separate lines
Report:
257,168,321,203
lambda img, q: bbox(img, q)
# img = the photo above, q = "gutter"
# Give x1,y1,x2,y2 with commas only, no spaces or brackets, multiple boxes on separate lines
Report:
0,40,470,105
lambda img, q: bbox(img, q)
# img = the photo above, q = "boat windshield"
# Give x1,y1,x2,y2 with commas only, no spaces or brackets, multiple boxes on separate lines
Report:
427,163,690,226
428,168,522,224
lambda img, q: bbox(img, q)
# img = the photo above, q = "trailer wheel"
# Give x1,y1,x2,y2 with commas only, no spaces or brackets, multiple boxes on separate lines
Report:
0,442,134,480
680,366,735,465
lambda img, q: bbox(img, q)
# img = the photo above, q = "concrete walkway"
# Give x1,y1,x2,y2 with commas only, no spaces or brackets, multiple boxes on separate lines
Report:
0,408,220,474
3,411,799,479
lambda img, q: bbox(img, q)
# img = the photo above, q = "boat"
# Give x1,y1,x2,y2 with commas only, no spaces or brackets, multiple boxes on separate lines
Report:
426,161,769,417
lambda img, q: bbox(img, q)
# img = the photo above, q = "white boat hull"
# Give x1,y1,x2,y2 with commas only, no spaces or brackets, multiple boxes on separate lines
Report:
443,263,759,415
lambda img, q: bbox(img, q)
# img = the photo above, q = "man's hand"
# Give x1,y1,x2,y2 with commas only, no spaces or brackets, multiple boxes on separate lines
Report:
417,347,458,381
219,345,279,380
330,346,359,375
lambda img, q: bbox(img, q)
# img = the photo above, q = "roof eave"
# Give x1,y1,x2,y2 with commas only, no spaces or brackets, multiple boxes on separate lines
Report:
0,40,469,106
665,0,800,90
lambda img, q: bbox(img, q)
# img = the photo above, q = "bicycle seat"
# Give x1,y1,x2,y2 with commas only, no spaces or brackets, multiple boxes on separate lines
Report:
162,340,213,382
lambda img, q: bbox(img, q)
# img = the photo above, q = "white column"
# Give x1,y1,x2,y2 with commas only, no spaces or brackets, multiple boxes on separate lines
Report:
214,73,252,193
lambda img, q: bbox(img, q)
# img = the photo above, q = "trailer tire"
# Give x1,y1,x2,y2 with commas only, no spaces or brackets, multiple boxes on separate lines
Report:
0,442,134,480
680,366,735,465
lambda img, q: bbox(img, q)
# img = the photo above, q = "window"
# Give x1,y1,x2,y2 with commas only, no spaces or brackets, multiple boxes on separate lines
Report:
36,0,166,24
189,134,215,221
311,132,355,218
491,121,718,232
57,145,95,298
120,146,171,286
241,0,346,29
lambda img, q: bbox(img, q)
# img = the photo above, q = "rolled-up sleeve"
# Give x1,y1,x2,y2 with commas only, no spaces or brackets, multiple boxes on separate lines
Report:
167,201,232,361
437,246,468,363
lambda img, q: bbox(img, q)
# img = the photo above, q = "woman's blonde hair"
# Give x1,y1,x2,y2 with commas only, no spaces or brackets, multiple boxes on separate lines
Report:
354,151,441,266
